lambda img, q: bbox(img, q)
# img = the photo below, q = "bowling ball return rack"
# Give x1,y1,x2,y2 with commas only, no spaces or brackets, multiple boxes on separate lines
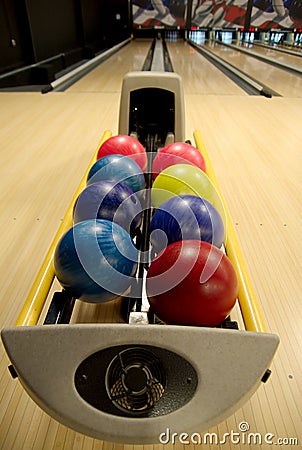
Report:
1,72,279,444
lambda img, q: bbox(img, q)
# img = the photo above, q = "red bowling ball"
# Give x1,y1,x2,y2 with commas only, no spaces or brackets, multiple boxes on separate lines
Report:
146,240,238,327
152,142,206,178
97,135,147,171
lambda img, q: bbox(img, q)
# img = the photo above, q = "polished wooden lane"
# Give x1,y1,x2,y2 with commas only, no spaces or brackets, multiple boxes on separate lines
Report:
0,39,302,449
0,92,120,449
205,41,302,97
67,40,151,93
167,40,246,95
239,42,302,66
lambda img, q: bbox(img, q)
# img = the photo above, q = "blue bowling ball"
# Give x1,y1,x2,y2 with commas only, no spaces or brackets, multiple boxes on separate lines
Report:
54,219,138,303
149,195,225,253
73,180,142,235
87,154,145,193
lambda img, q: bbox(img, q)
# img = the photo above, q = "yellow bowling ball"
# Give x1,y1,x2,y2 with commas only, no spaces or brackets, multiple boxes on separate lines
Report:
151,164,226,238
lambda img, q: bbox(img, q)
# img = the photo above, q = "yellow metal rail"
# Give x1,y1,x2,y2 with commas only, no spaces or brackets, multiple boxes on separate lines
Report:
15,130,112,327
194,130,267,333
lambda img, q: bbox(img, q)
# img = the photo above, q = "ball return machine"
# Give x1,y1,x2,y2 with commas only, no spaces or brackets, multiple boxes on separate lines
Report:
1,72,279,444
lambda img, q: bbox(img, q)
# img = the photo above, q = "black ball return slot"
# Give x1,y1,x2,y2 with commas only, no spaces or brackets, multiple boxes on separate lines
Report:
129,88,175,144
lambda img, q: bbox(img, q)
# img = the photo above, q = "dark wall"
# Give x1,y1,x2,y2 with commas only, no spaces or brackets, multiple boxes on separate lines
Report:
25,0,81,61
0,0,33,74
0,0,131,77
99,0,132,45
81,0,104,52
79,0,131,56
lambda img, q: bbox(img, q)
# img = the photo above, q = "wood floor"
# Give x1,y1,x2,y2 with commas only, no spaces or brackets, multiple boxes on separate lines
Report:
205,41,302,97
0,39,302,449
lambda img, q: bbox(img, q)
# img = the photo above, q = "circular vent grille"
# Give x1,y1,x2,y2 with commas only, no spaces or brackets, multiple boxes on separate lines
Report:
105,347,166,414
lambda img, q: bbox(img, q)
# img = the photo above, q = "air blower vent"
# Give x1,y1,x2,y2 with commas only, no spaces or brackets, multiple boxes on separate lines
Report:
74,343,198,418
105,347,165,413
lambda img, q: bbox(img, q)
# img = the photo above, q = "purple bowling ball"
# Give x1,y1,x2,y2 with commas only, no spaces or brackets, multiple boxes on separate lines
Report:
73,180,142,236
149,195,224,253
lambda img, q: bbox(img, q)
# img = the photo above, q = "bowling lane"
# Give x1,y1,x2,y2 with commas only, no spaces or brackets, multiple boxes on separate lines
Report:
237,41,302,67
67,39,151,93
167,40,246,95
205,41,302,97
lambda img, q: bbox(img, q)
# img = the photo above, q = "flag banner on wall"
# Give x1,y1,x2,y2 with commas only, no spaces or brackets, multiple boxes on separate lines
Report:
133,0,302,29
132,0,187,28
191,0,302,29
251,0,302,29
191,0,247,28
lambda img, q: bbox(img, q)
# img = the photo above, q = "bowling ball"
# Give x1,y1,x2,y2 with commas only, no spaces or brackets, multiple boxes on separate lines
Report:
54,219,138,303
87,154,145,193
73,180,142,235
152,142,206,178
151,164,225,223
149,195,224,253
146,240,238,326
97,135,147,172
